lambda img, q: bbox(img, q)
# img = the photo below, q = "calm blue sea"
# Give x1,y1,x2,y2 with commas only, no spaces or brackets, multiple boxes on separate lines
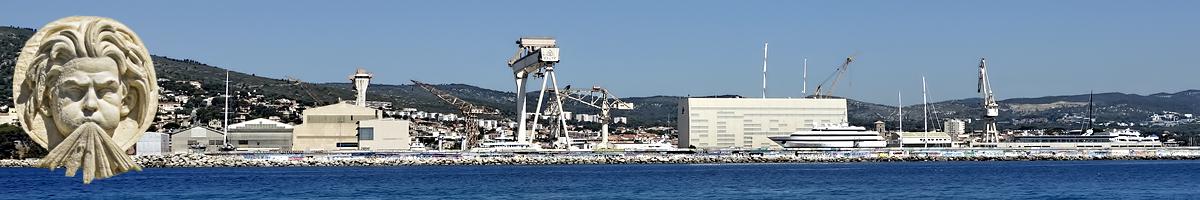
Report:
1,160,1198,199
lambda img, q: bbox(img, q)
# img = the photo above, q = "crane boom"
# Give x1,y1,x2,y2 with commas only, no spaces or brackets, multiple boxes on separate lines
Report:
977,58,1000,144
411,80,500,115
813,56,855,98
286,76,327,105
411,80,500,149
555,85,634,149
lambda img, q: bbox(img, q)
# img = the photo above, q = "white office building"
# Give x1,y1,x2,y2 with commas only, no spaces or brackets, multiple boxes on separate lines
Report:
136,132,170,155
944,119,966,135
677,98,848,149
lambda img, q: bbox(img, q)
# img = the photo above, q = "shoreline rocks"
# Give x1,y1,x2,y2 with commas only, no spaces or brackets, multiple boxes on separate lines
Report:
4,153,1200,168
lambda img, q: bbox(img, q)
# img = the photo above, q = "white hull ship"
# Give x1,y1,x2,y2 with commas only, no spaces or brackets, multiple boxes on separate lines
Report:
995,93,1164,148
472,136,541,152
768,123,888,148
998,129,1163,148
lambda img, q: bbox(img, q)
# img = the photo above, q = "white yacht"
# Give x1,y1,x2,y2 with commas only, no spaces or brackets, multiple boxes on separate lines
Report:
768,123,888,148
611,137,677,151
997,94,1164,148
1000,129,1163,148
472,136,541,152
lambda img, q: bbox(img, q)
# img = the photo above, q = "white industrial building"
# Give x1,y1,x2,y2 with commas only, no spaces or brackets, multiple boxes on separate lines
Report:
169,126,225,153
136,132,170,155
356,118,412,151
0,111,18,125
677,98,848,149
944,119,966,135
228,118,294,151
292,102,382,151
898,132,954,148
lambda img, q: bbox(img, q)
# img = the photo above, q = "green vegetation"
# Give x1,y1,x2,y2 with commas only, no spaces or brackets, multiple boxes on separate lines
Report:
0,124,46,159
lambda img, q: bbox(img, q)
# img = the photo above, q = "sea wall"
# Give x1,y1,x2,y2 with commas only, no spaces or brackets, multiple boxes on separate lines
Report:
3,152,1200,168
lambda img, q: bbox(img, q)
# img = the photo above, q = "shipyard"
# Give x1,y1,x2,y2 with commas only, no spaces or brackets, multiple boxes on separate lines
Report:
4,1,1200,199
2,36,1196,165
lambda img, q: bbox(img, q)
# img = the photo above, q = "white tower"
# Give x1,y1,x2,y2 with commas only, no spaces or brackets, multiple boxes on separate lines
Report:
762,42,768,98
350,68,373,107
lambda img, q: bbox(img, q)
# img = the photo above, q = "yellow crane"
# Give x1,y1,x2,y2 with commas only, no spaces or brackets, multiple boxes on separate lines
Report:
411,80,500,150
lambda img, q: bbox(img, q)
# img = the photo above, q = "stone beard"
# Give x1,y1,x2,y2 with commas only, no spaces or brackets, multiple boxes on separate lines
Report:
12,16,158,184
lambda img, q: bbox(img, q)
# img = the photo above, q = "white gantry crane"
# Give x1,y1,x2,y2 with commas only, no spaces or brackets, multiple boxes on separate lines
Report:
977,58,1000,144
556,86,634,149
507,37,564,144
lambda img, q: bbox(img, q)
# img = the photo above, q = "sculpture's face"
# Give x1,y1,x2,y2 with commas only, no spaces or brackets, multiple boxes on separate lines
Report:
50,57,124,135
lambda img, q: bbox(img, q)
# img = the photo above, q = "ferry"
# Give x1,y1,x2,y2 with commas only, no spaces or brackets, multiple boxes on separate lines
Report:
768,123,888,148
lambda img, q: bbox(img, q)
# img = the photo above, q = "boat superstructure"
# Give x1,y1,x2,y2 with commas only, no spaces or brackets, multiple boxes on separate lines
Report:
1000,129,1163,148
769,123,888,148
472,136,542,152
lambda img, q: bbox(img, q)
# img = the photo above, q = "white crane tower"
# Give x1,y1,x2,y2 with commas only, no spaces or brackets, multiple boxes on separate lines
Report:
977,58,1000,144
556,86,634,149
507,37,564,144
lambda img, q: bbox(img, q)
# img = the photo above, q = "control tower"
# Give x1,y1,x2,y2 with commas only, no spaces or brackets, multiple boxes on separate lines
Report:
350,68,373,107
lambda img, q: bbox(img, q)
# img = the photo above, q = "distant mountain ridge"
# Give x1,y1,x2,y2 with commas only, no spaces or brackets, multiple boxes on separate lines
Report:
3,26,1198,129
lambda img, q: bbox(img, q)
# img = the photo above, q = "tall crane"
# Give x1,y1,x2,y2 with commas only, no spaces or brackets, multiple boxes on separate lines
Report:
556,85,634,149
813,55,855,98
507,37,563,144
411,80,500,150
535,92,570,148
977,58,1000,144
285,76,328,105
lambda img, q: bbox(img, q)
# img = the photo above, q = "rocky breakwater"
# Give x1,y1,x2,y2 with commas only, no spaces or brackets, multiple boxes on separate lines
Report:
0,159,38,167
3,153,1200,168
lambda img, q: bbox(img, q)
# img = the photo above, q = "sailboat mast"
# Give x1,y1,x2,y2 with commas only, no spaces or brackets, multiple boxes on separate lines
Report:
898,91,903,132
223,70,230,146
922,76,929,132
1087,91,1094,131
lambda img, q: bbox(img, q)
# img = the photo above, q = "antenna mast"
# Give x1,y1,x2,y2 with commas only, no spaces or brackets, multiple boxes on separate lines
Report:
802,58,808,97
762,42,768,98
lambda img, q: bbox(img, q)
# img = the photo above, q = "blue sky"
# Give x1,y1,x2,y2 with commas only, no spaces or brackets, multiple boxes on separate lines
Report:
4,1,1197,105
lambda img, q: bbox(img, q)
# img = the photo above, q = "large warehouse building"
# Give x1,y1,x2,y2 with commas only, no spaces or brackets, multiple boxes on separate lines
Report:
677,98,848,149
356,118,412,151
228,118,294,151
292,102,382,151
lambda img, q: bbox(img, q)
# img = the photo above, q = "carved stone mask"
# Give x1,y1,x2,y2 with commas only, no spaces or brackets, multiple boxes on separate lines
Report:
12,16,157,184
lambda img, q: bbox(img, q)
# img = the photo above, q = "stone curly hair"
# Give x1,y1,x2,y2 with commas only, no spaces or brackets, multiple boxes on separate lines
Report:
13,16,157,150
